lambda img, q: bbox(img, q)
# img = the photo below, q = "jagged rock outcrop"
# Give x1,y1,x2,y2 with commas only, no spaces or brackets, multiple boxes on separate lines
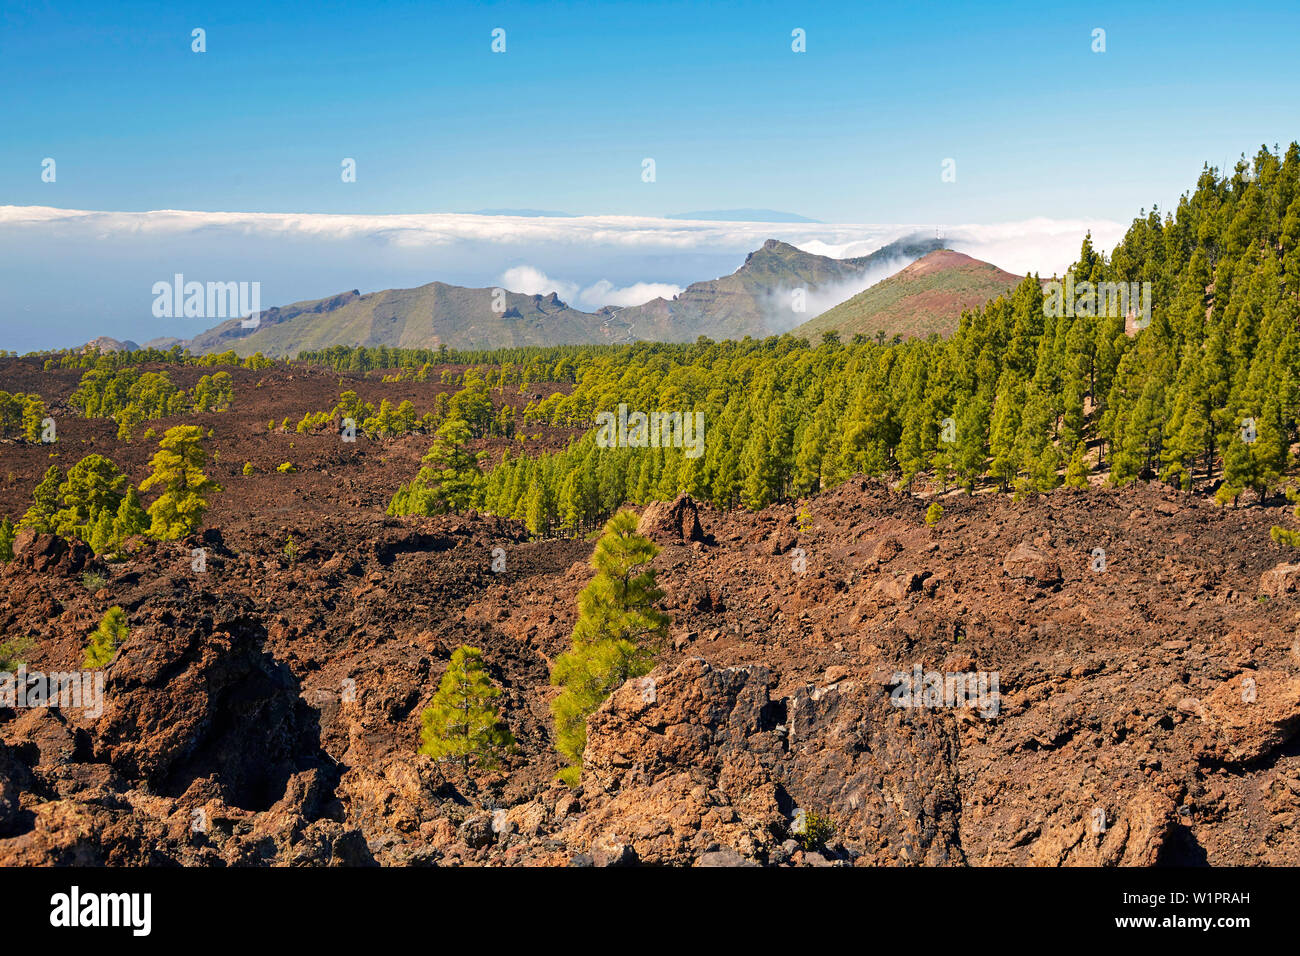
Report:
10,531,91,576
93,596,327,808
564,658,964,865
0,596,366,865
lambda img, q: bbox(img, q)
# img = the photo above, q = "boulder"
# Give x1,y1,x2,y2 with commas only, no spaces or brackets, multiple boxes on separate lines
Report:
872,537,903,564
1259,563,1300,599
636,494,704,543
1027,788,1177,866
458,816,495,849
12,532,90,575
0,743,30,837
1200,669,1300,764
697,847,758,867
1001,542,1062,586
871,576,908,603
589,833,638,867
91,595,330,811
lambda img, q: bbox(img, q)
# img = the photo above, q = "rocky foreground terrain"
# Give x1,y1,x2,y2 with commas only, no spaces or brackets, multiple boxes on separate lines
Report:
3,464,1300,866
1,356,1299,867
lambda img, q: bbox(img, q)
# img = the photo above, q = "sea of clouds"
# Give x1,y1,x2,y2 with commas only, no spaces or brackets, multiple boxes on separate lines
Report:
0,206,1125,352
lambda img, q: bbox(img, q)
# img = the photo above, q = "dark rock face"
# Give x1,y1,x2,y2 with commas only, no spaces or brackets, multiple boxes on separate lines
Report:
0,743,31,838
569,659,962,865
93,597,327,811
11,531,90,576
783,677,963,865
0,595,361,865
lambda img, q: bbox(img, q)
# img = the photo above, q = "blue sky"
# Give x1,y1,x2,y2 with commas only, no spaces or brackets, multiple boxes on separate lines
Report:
1,0,1298,351
4,0,1298,222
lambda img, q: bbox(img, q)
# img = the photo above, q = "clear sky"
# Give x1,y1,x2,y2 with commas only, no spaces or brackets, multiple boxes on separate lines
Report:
2,0,1298,352
4,0,1298,223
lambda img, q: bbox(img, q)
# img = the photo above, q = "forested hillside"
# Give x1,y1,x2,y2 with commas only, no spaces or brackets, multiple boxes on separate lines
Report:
341,146,1300,535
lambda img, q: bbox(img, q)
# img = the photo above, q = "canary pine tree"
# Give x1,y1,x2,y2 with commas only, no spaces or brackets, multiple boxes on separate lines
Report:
51,453,127,543
84,605,128,668
419,646,514,773
19,465,64,534
21,397,48,443
1063,441,1092,489
551,510,669,784
116,486,148,539
388,418,483,516
139,426,221,539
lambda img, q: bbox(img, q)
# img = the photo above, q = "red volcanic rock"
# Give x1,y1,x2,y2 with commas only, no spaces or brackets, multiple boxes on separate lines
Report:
1259,563,1300,599
1001,541,1062,586
637,494,705,543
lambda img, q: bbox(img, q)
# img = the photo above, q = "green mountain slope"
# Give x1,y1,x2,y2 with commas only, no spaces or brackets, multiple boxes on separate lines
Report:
187,284,630,357
793,249,1022,342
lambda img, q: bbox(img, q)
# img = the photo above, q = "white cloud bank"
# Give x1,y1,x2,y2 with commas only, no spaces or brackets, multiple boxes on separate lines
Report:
499,265,683,309
0,205,1126,351
0,206,1124,277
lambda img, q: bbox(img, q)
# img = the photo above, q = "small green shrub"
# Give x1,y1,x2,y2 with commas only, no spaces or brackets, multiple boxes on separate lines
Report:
82,570,108,592
1270,487,1300,545
925,502,944,526
0,634,36,670
0,516,14,562
84,606,128,668
794,810,836,852
556,765,581,788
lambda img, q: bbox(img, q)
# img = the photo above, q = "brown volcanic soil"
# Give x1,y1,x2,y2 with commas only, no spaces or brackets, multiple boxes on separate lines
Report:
0,358,576,528
2,359,1299,866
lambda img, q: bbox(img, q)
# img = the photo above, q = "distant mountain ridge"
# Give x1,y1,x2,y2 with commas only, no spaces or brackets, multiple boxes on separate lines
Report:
81,336,139,353
186,285,631,357
593,235,948,343
180,234,949,357
792,249,1023,343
